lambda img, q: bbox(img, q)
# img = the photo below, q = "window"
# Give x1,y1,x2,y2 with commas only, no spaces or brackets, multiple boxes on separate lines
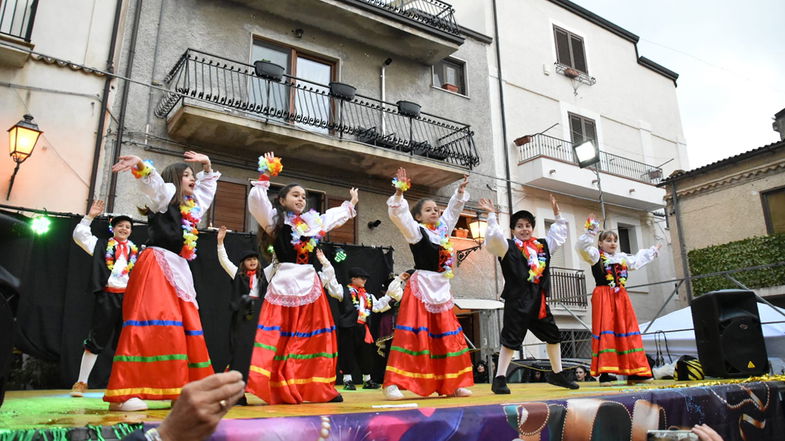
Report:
554,26,587,73
326,197,356,244
762,187,785,234
209,181,248,232
617,224,637,254
251,39,335,133
433,58,466,95
568,113,596,146
544,220,566,268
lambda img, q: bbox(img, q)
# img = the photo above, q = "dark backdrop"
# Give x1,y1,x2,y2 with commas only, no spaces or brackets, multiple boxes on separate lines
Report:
0,209,394,388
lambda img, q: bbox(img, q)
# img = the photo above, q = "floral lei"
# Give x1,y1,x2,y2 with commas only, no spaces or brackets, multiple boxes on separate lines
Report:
600,250,628,290
349,286,372,322
180,196,202,261
105,238,139,276
422,220,454,279
287,210,326,262
514,238,547,284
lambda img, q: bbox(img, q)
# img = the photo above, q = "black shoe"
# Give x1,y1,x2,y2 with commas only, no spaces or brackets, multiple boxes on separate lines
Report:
362,380,381,390
329,393,344,402
626,375,653,385
343,381,356,391
491,375,510,394
599,373,618,385
234,395,248,406
548,371,579,390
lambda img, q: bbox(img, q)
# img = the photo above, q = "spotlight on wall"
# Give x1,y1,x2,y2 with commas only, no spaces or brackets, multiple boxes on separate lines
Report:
368,219,382,229
383,57,392,66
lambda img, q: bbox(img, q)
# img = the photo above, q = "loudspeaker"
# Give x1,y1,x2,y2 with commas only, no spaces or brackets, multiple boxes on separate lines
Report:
690,289,768,378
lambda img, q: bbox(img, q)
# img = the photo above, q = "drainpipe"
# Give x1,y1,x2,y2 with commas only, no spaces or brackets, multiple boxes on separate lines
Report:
107,0,143,212
85,0,124,213
670,180,693,302
380,57,392,135
491,0,514,215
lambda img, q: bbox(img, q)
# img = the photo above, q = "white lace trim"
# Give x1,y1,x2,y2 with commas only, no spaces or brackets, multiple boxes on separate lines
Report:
150,247,199,308
409,270,453,313
265,263,323,307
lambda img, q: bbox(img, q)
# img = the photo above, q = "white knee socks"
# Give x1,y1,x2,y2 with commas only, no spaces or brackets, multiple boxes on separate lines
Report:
546,343,563,374
496,346,515,378
77,350,98,384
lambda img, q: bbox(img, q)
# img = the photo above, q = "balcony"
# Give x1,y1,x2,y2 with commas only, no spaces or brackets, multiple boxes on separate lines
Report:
549,267,588,309
156,49,479,188
516,134,666,211
230,0,463,64
0,0,37,67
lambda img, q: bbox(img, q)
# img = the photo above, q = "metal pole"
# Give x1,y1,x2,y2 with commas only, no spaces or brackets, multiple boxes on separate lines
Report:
380,64,386,135
594,166,606,228
6,163,21,200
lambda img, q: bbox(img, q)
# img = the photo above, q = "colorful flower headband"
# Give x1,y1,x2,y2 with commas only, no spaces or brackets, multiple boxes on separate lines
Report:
392,177,411,192
258,155,283,179
585,217,601,233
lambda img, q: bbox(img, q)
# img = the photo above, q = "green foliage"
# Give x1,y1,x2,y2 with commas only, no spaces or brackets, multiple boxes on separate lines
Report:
688,233,785,296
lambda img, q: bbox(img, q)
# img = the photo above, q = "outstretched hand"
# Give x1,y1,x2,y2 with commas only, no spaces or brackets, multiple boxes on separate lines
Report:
88,200,105,218
394,167,408,195
217,226,227,245
478,198,496,214
457,174,469,195
184,151,211,172
550,194,560,216
112,155,143,173
315,248,330,266
349,188,359,207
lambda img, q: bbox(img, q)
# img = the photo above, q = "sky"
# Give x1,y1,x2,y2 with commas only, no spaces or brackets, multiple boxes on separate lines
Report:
571,0,785,169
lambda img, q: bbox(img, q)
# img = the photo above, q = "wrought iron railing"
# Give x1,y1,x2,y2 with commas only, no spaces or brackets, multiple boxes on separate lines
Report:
341,0,460,36
517,133,664,184
0,0,37,42
156,49,480,169
549,266,588,308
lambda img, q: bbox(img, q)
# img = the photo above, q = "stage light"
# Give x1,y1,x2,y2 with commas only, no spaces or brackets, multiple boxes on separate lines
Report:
30,215,51,235
334,248,347,262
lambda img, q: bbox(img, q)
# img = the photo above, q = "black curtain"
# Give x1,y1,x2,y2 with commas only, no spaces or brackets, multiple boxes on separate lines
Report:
0,209,394,389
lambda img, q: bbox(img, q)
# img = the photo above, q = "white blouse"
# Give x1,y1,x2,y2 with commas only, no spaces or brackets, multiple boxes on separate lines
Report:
484,212,568,259
72,216,131,290
386,188,469,245
576,230,658,270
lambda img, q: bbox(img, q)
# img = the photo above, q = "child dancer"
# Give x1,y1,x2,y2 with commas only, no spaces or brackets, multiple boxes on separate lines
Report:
335,267,390,391
70,200,137,397
383,167,473,400
216,225,266,404
246,152,357,404
104,151,219,411
480,196,578,393
577,217,660,385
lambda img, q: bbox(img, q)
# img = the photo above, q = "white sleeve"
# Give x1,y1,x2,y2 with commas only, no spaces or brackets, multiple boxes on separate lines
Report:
385,276,405,302
248,180,277,235
137,167,177,214
193,170,221,213
576,231,600,265
371,293,391,313
72,216,98,256
216,244,238,277
387,193,422,244
626,246,659,270
440,189,469,235
484,212,509,257
322,201,357,232
545,215,568,254
318,261,344,300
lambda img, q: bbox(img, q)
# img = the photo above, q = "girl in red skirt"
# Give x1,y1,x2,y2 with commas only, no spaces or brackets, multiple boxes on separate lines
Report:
382,167,474,400
246,152,357,404
577,217,661,385
104,151,219,411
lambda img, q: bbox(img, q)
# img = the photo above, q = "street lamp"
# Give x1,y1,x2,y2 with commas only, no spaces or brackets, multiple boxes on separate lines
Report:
572,140,606,228
457,213,487,266
6,114,43,200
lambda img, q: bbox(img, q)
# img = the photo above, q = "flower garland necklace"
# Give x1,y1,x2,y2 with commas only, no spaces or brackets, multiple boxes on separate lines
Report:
421,220,455,279
514,237,547,284
286,210,326,262
180,196,202,261
349,286,372,322
600,250,628,291
105,239,139,276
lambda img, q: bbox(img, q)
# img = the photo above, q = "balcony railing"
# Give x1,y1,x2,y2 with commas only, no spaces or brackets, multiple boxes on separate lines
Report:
0,0,37,42
156,49,480,169
549,266,588,308
341,0,460,36
517,133,664,185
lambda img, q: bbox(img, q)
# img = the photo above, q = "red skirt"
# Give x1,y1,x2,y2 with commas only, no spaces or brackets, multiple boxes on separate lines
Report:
246,289,339,404
383,280,474,396
103,250,213,403
590,286,652,377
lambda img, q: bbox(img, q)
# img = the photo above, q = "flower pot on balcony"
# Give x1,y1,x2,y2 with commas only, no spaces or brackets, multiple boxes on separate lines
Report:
513,135,532,146
254,60,285,81
563,67,580,79
329,82,357,101
397,100,421,118
442,82,459,93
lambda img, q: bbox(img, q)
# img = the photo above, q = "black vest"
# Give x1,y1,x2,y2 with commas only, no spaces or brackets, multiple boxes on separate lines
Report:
229,270,266,311
334,285,361,329
498,238,552,300
591,259,622,286
273,224,318,265
146,204,184,254
88,237,112,295
409,227,443,272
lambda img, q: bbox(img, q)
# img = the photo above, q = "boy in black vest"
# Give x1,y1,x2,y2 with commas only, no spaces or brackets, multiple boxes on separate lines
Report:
70,200,137,397
335,267,392,390
479,196,578,393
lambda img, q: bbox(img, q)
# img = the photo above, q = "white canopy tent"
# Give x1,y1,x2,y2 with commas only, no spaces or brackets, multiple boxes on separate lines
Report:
640,303,785,360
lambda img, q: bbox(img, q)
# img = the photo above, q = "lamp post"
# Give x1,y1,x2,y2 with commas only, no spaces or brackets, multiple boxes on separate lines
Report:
572,140,606,228
457,213,487,266
6,114,43,200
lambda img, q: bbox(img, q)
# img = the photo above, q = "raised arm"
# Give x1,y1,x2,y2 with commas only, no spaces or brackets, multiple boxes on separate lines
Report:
627,244,661,270
316,249,343,300
72,199,103,255
113,155,175,213
322,187,357,232
387,168,422,244
216,226,238,277
480,198,508,257
248,152,282,234
545,195,568,253
440,175,470,234
576,217,601,265
187,151,221,212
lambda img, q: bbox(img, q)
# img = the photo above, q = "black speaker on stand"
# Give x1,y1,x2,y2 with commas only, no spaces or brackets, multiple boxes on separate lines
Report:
690,289,768,378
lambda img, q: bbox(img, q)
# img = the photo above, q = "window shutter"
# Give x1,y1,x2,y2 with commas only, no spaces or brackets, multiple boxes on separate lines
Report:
554,28,571,66
570,35,587,73
584,119,597,143
326,198,356,244
212,181,247,232
569,114,583,144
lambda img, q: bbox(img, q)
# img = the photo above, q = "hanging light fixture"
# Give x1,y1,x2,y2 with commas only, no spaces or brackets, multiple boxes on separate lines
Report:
6,114,43,200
